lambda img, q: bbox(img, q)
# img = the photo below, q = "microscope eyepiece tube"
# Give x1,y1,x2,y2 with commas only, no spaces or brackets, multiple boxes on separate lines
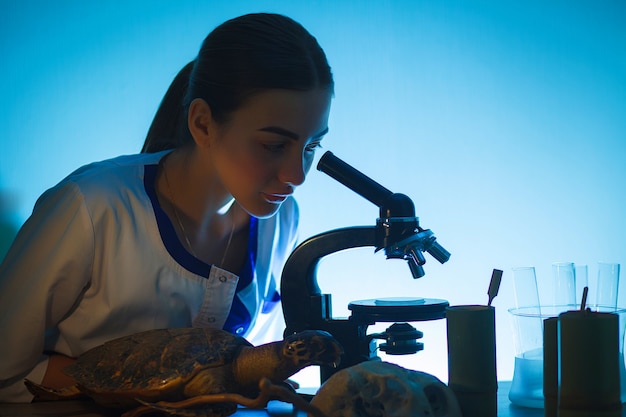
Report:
317,151,392,207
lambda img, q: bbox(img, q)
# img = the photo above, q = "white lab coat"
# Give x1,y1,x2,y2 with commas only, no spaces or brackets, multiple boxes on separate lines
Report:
0,151,298,402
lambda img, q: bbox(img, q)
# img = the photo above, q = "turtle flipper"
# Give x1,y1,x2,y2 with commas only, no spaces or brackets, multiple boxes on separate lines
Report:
24,379,83,401
122,400,236,417
122,378,329,417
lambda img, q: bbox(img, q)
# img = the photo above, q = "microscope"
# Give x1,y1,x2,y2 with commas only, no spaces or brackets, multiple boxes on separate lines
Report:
281,151,451,382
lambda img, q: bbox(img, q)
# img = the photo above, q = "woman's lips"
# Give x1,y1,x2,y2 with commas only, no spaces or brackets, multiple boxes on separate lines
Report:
262,193,289,203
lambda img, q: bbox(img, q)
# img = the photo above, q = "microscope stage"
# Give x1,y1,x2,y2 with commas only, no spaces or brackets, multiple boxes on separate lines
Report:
348,297,449,322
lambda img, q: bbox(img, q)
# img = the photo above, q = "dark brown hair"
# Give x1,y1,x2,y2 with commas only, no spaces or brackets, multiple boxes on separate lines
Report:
142,13,333,153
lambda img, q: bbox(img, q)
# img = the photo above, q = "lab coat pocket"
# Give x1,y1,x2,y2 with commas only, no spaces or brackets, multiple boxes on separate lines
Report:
192,267,239,329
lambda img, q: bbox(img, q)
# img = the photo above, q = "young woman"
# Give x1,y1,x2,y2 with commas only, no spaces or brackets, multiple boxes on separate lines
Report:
0,13,333,402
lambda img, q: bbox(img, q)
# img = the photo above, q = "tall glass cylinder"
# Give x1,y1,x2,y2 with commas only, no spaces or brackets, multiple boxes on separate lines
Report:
575,264,588,305
595,262,620,311
552,262,576,307
512,266,540,309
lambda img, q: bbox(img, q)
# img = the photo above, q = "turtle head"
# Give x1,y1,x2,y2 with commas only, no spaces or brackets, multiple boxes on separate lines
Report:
282,330,343,370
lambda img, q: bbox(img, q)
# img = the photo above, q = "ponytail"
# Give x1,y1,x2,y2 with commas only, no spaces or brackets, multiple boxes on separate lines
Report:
141,61,195,153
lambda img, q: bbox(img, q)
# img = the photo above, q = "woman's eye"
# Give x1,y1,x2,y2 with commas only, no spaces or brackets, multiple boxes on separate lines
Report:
262,140,322,154
262,143,286,152
305,141,322,153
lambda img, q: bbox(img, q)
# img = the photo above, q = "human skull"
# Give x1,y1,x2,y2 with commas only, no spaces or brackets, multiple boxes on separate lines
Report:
308,361,461,417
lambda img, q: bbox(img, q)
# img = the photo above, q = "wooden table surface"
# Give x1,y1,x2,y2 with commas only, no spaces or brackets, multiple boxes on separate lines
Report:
1,382,622,417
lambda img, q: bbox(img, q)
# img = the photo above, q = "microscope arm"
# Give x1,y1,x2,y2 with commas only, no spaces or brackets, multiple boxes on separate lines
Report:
281,226,376,334
281,151,450,334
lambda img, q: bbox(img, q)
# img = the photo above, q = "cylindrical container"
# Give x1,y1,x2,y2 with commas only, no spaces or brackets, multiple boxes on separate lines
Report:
543,317,558,417
446,305,497,417
558,309,622,413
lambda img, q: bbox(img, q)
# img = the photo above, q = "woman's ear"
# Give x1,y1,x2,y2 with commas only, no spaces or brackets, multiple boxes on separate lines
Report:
188,98,214,148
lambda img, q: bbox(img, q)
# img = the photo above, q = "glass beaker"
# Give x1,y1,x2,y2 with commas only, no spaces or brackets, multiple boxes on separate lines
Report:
509,305,626,408
508,305,578,408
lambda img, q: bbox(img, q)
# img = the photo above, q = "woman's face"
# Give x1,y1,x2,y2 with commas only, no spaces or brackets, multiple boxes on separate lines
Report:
207,88,332,218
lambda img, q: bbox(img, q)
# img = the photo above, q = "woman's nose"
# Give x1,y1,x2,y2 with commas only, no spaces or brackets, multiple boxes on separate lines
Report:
279,155,306,187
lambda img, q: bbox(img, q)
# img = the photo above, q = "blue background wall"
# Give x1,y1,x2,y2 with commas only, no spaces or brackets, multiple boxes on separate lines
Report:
1,0,625,385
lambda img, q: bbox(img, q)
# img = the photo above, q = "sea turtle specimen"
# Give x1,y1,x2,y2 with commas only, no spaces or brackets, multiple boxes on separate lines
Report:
25,328,343,417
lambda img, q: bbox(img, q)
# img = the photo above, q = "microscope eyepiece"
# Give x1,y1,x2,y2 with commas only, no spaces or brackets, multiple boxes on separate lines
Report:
317,151,392,207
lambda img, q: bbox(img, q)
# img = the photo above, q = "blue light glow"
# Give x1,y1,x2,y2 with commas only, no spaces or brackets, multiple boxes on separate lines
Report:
1,0,625,384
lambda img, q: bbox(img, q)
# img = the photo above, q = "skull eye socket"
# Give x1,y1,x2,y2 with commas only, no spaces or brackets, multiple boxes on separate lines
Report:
424,384,449,414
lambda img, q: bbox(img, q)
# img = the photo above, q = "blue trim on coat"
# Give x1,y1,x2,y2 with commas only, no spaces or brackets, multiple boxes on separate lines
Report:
144,164,259,334
223,216,258,335
145,164,211,276
144,163,259,335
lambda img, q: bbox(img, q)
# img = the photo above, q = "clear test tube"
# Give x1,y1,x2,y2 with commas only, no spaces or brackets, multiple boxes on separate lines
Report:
512,266,541,309
595,262,620,311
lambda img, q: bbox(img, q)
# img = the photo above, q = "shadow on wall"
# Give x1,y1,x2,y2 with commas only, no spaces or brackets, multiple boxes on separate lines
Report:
0,188,20,263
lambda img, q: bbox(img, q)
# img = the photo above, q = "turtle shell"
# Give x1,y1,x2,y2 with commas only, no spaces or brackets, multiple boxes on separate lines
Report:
64,328,252,404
